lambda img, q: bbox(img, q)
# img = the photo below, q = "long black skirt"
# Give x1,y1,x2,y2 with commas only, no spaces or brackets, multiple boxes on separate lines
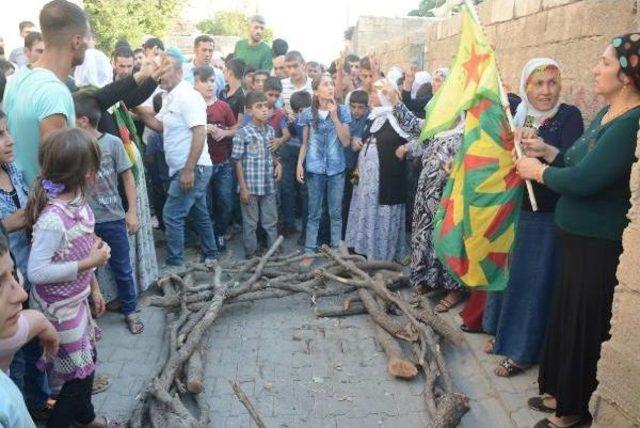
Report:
538,229,622,417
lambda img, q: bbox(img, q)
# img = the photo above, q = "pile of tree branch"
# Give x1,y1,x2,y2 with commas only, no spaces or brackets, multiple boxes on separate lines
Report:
127,237,469,428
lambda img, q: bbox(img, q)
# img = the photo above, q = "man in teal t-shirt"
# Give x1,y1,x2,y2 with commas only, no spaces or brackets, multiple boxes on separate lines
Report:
233,15,273,72
2,0,90,186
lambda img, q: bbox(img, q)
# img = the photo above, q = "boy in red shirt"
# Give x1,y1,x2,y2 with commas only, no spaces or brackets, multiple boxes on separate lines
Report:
193,65,237,251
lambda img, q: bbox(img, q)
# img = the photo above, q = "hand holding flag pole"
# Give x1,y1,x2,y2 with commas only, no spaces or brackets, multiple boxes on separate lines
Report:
464,0,538,212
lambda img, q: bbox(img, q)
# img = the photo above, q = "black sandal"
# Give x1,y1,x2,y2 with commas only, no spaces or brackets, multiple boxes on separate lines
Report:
495,358,528,377
528,396,556,413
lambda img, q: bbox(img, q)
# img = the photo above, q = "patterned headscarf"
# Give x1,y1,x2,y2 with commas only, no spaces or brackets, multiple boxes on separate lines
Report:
612,33,640,90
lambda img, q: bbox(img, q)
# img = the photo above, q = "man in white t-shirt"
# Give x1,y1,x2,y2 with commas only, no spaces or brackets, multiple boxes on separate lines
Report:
137,48,218,270
280,51,313,115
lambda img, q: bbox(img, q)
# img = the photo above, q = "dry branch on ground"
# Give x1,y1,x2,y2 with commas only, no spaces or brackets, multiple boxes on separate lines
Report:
129,238,468,427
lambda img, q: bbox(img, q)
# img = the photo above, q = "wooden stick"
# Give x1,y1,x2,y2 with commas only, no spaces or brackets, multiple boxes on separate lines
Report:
314,302,367,317
186,346,204,394
229,380,266,428
375,324,418,379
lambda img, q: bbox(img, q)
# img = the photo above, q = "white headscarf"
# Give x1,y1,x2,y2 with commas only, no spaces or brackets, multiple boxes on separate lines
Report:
513,58,562,128
368,78,411,140
411,71,432,98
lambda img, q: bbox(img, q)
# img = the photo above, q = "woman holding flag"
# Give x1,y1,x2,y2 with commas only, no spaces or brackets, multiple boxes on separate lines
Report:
483,58,584,378
383,69,469,313
517,34,640,428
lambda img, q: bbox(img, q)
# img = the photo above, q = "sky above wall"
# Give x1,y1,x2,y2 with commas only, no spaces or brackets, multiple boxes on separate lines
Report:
182,0,419,64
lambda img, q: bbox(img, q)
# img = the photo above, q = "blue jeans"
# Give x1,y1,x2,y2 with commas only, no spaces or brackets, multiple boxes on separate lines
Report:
163,166,218,266
10,338,51,409
94,219,137,315
207,161,233,240
305,171,345,252
278,145,299,228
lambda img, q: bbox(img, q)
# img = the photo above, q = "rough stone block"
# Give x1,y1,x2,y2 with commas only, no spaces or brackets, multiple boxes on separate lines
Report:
477,0,493,24
577,0,635,39
491,0,515,23
591,395,640,428
616,226,640,293
542,0,575,9
515,0,542,17
543,3,574,43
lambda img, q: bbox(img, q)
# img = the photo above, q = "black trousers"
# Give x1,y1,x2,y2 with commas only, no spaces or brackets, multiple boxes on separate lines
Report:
47,360,96,427
538,230,622,417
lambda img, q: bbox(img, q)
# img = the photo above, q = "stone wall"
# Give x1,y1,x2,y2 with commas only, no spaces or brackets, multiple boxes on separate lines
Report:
351,15,435,64
591,124,640,427
368,0,640,122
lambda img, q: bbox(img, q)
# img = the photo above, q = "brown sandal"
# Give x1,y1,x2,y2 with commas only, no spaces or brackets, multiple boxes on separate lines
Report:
92,374,111,395
435,292,464,312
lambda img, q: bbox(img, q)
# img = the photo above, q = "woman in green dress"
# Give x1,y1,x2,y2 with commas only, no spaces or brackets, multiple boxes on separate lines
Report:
516,33,640,428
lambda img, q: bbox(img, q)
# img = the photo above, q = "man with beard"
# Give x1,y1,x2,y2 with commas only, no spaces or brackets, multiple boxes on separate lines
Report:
183,35,225,97
233,15,272,72
3,0,90,186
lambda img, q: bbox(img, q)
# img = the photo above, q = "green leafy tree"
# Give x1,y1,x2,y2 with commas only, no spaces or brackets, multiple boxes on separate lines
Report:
196,11,274,42
84,0,183,53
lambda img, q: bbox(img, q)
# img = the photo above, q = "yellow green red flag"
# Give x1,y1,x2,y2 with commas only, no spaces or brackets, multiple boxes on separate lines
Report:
427,3,523,290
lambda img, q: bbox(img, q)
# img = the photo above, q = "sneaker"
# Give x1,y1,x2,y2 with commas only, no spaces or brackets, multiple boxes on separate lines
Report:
162,264,185,276
204,258,218,269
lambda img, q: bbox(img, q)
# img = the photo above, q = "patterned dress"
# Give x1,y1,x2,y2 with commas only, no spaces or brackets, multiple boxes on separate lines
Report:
30,199,101,382
96,145,158,302
346,139,406,261
392,103,463,291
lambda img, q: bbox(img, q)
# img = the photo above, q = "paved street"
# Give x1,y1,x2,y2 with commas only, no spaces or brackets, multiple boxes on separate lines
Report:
87,233,544,427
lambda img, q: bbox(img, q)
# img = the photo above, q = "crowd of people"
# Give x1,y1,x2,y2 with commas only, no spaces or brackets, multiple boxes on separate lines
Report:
0,1,639,427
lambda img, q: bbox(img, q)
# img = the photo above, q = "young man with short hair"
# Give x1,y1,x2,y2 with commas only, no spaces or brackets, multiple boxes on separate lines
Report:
4,0,91,186
281,51,312,114
111,46,135,81
233,15,272,71
133,48,144,71
193,65,237,251
9,21,35,67
231,91,282,258
23,32,44,66
183,35,225,96
142,37,164,58
223,58,245,124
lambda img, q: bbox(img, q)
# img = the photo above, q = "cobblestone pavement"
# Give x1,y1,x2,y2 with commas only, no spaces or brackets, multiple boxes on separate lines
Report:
87,232,543,427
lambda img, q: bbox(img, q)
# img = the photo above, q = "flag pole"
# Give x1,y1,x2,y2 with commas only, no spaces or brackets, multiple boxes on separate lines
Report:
463,0,538,211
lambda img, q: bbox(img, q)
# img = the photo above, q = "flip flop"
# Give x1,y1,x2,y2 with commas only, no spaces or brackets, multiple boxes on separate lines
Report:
92,374,111,395
125,314,144,335
495,358,529,378
528,396,556,413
